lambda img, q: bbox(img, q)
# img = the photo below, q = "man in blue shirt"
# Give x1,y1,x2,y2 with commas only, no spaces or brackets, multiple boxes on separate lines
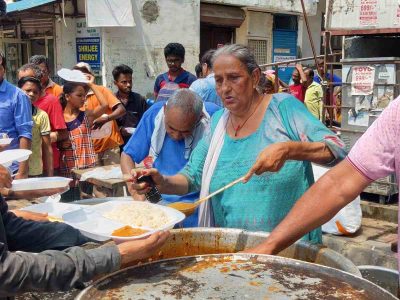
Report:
121,89,220,226
154,43,197,101
0,52,32,178
190,49,223,107
313,58,342,87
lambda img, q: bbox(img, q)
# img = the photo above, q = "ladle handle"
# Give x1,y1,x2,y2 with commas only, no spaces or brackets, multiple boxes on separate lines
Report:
195,176,246,206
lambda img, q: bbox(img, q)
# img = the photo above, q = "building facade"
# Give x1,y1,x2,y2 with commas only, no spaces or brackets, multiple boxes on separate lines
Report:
1,0,323,96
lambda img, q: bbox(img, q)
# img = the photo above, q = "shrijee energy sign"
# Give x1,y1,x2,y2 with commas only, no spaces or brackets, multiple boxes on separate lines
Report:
76,39,100,66
76,19,101,72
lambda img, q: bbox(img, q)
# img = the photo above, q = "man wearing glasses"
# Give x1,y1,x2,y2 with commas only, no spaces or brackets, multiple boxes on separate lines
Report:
121,89,219,227
154,43,197,101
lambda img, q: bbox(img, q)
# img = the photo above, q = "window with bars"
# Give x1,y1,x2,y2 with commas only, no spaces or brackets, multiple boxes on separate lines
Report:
248,39,268,65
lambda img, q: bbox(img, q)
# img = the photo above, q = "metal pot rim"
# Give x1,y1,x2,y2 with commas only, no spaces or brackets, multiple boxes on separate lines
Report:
76,253,396,300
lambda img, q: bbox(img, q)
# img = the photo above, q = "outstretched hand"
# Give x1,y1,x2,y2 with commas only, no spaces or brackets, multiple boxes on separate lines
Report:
244,143,289,183
118,230,170,268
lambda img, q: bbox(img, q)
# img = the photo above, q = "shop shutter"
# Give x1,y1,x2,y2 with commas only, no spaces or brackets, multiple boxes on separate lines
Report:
272,29,298,83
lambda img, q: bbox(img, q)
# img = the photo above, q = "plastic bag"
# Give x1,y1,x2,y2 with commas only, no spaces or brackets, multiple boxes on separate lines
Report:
312,164,362,235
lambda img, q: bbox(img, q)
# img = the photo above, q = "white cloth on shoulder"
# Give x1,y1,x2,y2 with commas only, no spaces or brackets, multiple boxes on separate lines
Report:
149,104,211,160
198,109,229,227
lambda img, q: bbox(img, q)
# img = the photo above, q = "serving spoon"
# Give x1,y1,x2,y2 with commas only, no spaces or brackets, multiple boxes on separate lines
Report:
168,176,246,217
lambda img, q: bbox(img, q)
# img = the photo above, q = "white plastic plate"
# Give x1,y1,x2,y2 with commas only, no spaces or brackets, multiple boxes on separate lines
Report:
57,68,89,83
0,149,32,167
11,177,72,191
63,200,185,242
0,138,13,146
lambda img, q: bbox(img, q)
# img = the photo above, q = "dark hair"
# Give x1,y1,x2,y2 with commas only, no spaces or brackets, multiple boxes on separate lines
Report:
18,63,43,80
0,51,5,69
304,67,314,78
112,64,133,80
29,55,49,69
195,63,202,78
164,43,185,60
200,49,216,69
17,76,42,91
59,81,86,109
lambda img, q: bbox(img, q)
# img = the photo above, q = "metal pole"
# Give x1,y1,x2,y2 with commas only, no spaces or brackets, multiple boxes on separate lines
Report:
323,0,335,125
322,31,329,124
300,0,320,76
259,53,341,69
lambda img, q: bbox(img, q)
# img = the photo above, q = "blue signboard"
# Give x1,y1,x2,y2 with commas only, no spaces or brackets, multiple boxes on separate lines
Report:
272,30,298,84
76,37,101,71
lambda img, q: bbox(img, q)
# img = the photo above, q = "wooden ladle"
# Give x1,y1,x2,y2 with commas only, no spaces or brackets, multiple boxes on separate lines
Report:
168,176,246,217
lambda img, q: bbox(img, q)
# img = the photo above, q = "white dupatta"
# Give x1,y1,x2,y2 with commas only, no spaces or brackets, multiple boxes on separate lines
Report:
198,109,229,227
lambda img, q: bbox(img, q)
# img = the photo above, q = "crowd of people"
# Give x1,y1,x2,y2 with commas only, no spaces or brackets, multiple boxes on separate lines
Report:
1,41,400,297
0,42,342,203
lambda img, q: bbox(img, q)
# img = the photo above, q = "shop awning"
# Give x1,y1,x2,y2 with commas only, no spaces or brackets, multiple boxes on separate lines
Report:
7,0,57,14
201,3,245,28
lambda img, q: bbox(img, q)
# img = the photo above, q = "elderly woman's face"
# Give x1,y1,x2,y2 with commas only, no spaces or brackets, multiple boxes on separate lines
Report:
214,54,259,113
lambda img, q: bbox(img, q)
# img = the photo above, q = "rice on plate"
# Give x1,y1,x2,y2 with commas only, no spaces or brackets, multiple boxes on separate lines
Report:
103,202,171,229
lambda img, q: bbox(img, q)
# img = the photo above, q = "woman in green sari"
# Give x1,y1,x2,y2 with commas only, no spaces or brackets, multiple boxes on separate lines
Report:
130,44,346,244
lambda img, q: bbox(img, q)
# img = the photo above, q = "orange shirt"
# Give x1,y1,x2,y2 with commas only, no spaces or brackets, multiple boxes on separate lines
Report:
84,84,123,153
45,79,63,99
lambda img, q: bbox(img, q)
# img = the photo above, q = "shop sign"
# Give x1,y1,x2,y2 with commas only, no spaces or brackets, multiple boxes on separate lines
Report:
359,0,378,26
351,66,375,96
76,18,101,73
273,55,296,67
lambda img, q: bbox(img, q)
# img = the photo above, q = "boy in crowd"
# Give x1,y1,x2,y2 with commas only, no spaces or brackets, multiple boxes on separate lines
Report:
154,43,197,101
113,64,148,148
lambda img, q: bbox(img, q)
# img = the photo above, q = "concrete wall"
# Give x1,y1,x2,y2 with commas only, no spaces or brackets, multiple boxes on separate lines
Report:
52,0,319,95
235,1,323,63
101,0,200,98
236,9,273,63
54,1,86,72
298,0,325,59
327,0,399,30
203,0,318,15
